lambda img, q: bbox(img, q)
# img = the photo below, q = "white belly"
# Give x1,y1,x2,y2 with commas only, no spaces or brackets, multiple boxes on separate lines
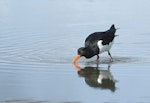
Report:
97,40,114,54
97,70,114,84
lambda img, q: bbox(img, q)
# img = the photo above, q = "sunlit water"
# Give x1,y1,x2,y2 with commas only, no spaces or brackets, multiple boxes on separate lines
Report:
0,0,150,103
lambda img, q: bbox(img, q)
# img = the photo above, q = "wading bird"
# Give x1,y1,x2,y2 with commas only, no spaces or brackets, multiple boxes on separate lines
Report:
72,24,117,63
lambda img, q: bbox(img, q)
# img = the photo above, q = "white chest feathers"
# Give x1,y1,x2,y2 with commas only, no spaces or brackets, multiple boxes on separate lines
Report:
97,40,114,54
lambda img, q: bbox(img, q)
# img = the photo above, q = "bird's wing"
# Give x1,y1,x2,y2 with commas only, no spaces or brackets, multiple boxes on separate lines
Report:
84,32,103,54
102,34,114,45
85,32,104,47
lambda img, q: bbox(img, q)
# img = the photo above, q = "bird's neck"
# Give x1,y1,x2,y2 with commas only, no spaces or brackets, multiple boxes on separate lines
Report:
84,47,97,58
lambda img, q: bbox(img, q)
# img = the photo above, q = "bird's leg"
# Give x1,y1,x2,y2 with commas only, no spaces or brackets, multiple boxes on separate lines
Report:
108,64,111,71
97,55,99,60
108,51,113,61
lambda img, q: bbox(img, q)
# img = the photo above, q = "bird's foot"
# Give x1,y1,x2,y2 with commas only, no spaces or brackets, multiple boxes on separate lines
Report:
110,58,113,62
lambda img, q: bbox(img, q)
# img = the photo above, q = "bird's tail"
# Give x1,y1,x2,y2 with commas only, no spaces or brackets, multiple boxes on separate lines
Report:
109,24,116,34
110,24,115,30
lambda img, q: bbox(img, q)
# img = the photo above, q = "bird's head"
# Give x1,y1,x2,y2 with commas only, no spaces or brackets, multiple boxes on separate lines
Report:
72,47,93,63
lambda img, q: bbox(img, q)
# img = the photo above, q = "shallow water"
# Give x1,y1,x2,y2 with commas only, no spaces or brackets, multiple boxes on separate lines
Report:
0,0,150,103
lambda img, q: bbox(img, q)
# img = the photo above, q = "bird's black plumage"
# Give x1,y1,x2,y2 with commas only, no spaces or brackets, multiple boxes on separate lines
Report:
82,24,116,58
72,24,117,63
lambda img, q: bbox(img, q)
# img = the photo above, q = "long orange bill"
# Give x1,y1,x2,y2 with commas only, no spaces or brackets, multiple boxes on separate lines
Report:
72,63,81,71
72,55,80,64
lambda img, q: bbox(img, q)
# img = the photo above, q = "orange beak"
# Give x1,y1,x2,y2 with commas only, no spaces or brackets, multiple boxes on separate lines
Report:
72,62,81,71
72,55,80,64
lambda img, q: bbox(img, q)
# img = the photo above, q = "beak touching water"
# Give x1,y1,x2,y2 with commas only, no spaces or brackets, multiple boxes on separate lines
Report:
72,55,80,64
72,62,81,71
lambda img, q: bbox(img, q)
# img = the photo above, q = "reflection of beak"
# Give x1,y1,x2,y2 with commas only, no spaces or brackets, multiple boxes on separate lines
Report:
72,55,80,63
72,62,81,71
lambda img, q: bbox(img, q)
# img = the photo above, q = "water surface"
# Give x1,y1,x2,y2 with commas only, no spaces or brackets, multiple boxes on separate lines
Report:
0,0,150,103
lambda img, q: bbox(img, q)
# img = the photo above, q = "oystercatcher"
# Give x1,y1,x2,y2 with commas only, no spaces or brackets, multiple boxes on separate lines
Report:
72,24,117,63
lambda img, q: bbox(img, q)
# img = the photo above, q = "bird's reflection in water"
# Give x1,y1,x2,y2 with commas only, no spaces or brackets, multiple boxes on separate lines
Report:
73,63,116,92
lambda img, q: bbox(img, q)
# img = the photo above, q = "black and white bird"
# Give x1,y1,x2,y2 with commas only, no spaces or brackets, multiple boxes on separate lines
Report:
72,24,117,63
